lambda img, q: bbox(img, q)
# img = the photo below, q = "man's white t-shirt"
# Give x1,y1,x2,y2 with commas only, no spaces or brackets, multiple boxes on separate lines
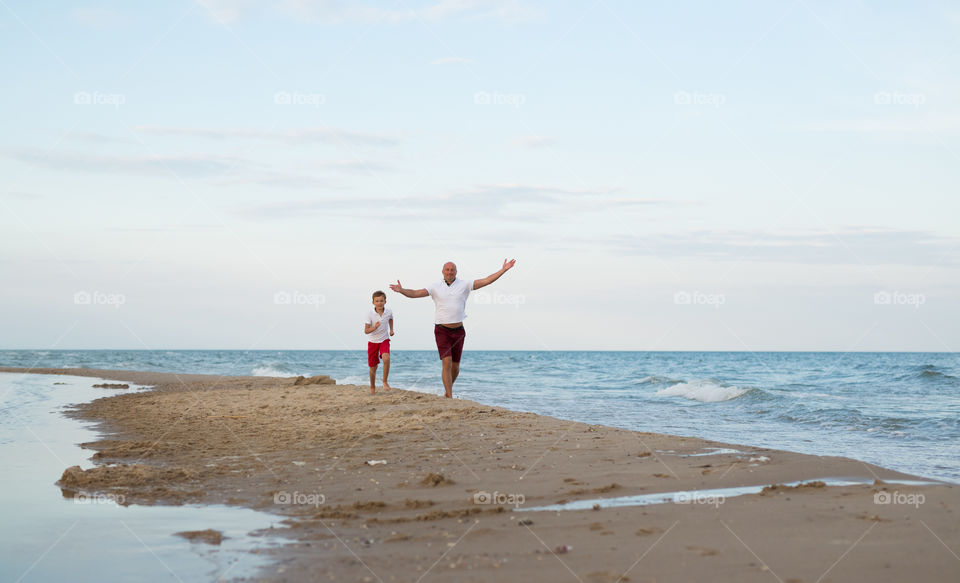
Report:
426,277,473,325
364,307,393,343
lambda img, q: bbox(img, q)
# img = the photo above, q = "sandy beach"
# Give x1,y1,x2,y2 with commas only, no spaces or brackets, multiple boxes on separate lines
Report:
5,366,959,583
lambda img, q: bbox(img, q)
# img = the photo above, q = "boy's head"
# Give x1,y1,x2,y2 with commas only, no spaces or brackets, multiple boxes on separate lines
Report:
372,290,387,308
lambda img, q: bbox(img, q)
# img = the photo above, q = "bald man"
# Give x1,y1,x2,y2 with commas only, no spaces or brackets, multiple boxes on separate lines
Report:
390,259,516,398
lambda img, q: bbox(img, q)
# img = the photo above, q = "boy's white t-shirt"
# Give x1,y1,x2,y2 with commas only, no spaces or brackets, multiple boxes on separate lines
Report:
364,307,393,343
426,277,472,324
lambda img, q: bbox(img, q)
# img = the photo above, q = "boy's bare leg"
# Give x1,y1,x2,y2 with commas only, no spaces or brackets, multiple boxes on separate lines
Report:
369,366,377,394
381,353,391,390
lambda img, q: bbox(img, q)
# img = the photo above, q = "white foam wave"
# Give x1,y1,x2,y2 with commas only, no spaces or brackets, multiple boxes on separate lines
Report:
252,365,296,377
655,380,749,403
337,375,368,386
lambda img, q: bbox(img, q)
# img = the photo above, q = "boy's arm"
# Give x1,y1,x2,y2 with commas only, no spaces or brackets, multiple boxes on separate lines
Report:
473,258,517,290
389,317,394,336
389,280,429,298
363,319,380,334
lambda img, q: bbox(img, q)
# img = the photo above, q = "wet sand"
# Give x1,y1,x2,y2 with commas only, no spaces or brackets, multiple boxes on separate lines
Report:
4,366,959,582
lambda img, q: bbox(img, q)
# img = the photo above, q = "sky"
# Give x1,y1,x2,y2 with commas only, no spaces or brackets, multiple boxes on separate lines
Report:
1,0,958,351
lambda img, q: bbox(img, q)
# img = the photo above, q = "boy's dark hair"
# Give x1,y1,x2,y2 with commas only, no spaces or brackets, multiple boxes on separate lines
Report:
372,290,387,300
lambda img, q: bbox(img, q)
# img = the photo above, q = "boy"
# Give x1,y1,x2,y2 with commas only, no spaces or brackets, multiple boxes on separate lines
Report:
364,290,394,394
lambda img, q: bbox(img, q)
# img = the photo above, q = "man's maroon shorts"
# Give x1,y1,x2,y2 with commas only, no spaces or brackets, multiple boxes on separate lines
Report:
434,324,466,362
367,339,390,367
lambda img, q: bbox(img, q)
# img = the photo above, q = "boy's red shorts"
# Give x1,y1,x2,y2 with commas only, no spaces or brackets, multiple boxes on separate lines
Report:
434,324,466,362
367,339,390,367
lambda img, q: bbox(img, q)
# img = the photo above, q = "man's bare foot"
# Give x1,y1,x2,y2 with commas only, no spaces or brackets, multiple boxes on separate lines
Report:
370,387,376,395
383,382,391,391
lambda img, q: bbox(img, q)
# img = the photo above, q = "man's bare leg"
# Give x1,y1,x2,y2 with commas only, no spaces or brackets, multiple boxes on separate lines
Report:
451,361,460,385
441,356,454,398
382,353,391,390
369,365,377,394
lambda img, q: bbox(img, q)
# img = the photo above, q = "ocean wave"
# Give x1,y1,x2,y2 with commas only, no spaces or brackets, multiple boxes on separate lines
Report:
919,369,956,380
655,380,750,403
776,406,924,434
337,375,368,385
896,365,957,382
252,364,298,377
637,375,681,385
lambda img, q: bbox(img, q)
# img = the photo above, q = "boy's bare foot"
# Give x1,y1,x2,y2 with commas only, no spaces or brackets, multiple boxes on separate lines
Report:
383,382,392,391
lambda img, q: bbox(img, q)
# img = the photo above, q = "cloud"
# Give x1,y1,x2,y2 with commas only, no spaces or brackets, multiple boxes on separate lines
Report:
212,159,393,188
6,145,392,189
65,131,137,145
601,226,960,267
420,0,538,23
802,115,960,133
214,172,332,189
5,149,252,178
310,159,394,175
197,0,538,24
71,7,126,28
514,135,557,148
464,183,616,198
231,183,677,220
430,57,475,65
226,196,960,269
1,191,43,200
197,0,259,23
456,184,677,206
108,225,216,232
134,125,400,147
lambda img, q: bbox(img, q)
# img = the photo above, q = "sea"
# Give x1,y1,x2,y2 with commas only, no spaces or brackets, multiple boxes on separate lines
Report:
2,349,958,483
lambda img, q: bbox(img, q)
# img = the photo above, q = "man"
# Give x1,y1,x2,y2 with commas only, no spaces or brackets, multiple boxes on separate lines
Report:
389,259,516,398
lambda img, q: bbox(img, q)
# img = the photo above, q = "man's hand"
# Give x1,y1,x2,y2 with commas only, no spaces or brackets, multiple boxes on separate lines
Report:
474,258,518,290
389,280,429,298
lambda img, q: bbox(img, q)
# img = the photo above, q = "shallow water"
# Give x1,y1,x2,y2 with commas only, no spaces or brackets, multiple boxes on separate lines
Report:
518,477,941,512
0,372,286,583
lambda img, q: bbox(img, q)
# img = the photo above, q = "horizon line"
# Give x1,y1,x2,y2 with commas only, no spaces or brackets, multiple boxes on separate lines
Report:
1,348,956,354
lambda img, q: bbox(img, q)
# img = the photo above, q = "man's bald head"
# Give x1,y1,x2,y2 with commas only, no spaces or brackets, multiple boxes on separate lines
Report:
442,262,458,283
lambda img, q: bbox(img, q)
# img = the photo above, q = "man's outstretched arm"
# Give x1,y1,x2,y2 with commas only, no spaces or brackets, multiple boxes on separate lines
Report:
473,259,516,290
389,280,429,298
